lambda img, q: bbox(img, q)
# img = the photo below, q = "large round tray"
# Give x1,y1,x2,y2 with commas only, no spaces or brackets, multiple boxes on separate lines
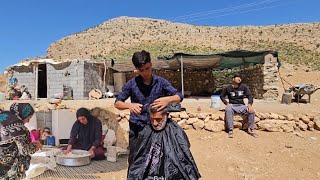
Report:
55,149,91,167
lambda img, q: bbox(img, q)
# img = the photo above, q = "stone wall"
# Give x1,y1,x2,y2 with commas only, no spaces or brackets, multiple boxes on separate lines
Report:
90,107,129,149
47,61,85,100
240,65,265,98
115,111,320,136
125,69,217,96
11,66,37,98
156,69,215,95
213,65,265,98
262,54,280,99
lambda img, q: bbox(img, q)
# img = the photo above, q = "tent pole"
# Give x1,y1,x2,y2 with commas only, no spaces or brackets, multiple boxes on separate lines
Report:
103,60,107,92
34,64,38,100
180,55,184,96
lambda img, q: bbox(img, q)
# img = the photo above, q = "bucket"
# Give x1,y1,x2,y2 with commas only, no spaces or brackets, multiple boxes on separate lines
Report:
106,146,117,162
46,136,56,146
211,95,221,109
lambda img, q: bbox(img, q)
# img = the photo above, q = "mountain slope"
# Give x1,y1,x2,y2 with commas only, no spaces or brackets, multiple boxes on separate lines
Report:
47,16,320,69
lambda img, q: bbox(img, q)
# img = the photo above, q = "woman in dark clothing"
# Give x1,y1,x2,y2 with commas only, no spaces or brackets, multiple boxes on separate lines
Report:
0,103,40,179
127,107,201,180
64,108,105,160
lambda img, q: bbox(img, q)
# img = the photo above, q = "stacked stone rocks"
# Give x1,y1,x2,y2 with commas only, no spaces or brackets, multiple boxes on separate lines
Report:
115,111,320,133
75,107,320,157
90,107,128,149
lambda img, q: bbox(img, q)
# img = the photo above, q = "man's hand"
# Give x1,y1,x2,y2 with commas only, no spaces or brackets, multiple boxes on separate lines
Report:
151,97,171,111
247,104,254,113
129,103,143,114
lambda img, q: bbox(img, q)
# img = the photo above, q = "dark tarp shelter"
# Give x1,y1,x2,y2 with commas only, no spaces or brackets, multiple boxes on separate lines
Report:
157,50,278,95
108,50,278,96
157,50,278,70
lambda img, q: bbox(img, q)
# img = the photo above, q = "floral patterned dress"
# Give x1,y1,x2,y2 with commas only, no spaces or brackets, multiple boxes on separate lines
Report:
0,109,36,179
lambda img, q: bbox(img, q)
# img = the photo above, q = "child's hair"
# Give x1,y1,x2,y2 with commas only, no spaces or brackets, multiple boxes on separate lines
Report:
44,127,51,132
132,50,151,68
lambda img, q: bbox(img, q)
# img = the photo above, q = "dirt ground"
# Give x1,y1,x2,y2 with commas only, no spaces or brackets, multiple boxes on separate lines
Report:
94,130,320,180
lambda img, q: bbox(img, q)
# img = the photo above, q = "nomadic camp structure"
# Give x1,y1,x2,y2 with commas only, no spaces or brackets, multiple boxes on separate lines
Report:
7,59,113,100
7,50,280,100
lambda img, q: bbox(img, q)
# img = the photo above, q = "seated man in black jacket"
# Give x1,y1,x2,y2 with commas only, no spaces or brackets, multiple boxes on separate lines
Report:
220,74,257,138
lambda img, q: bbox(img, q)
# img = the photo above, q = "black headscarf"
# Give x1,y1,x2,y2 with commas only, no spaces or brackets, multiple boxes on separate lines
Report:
10,103,35,121
69,107,102,150
76,107,92,120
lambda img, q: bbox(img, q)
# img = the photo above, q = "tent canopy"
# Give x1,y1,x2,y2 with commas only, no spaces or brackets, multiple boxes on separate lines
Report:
157,50,278,70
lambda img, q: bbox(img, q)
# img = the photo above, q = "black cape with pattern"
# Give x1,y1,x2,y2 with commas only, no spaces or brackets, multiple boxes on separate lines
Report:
127,119,201,180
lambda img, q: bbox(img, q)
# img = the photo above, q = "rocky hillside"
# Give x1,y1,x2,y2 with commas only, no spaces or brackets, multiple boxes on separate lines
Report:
47,16,320,69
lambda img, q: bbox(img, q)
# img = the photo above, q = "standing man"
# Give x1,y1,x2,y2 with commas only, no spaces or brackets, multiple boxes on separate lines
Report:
220,74,257,138
114,50,183,175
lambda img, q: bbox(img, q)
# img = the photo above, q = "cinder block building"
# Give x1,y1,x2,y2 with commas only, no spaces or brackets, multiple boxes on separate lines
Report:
7,59,113,100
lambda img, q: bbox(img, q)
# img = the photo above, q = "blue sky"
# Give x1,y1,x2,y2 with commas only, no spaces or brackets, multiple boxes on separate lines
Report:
0,0,319,72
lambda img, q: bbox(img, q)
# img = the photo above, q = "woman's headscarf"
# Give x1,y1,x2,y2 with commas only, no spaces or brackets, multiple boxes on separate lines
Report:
76,107,91,119
10,103,35,121
69,108,100,150
0,110,33,146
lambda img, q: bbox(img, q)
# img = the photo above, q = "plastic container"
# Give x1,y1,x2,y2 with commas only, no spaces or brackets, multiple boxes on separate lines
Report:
211,95,221,109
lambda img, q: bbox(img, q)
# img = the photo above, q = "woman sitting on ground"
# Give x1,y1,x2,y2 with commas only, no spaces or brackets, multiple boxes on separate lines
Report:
64,108,105,160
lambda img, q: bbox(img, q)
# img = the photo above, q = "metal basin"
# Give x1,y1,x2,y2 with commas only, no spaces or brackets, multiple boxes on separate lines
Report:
55,149,91,166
